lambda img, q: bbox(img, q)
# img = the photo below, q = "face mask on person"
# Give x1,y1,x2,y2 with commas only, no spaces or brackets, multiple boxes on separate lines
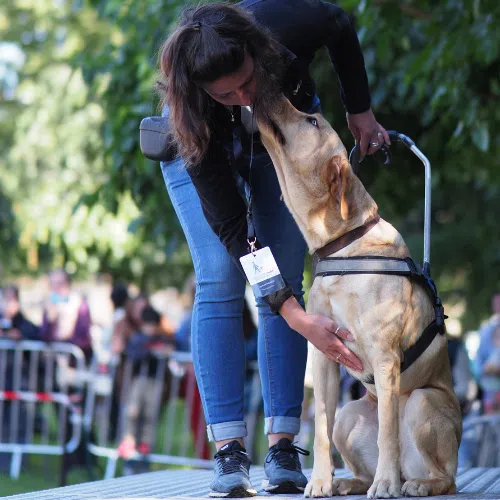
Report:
50,292,70,305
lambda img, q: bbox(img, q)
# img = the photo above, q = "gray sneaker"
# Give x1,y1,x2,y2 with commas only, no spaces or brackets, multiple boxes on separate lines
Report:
209,440,257,498
263,438,310,494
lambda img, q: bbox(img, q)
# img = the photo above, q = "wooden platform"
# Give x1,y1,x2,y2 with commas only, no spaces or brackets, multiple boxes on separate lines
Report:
4,468,500,499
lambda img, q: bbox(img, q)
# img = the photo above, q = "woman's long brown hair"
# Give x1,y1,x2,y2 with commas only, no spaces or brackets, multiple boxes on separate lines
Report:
157,2,284,166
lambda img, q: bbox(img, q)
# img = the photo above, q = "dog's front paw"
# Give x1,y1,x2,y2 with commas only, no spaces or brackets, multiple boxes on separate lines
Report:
367,477,401,499
304,476,333,498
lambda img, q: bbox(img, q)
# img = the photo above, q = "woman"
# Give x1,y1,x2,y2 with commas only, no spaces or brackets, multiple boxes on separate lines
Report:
158,1,388,496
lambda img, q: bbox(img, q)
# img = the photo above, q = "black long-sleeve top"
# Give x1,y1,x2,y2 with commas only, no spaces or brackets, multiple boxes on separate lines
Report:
184,0,371,313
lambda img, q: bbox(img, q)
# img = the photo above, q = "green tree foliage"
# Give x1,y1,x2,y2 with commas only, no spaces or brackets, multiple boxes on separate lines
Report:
1,0,499,327
0,0,192,288
324,0,500,329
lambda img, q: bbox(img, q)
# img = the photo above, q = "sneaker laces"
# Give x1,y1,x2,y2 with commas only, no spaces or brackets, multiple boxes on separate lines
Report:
215,447,250,475
266,440,310,471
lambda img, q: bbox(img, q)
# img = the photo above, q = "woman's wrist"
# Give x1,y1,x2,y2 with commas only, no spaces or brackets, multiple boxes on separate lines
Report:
279,296,309,336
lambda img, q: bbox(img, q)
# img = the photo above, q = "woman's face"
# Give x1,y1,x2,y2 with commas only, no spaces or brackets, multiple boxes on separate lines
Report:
202,53,257,107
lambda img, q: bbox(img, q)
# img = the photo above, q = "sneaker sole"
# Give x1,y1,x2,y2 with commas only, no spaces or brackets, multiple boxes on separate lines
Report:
209,486,258,498
262,479,305,494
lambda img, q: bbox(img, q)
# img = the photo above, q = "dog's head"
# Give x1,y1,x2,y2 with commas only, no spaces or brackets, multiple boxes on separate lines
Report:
257,96,376,226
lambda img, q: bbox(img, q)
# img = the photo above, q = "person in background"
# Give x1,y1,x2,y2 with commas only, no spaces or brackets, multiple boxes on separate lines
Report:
40,269,92,361
447,334,475,468
158,304,177,341
118,305,173,459
108,294,150,443
475,293,500,413
110,282,130,329
174,274,196,353
447,335,472,415
0,284,39,341
0,284,40,392
477,325,500,414
111,294,148,355
242,299,258,415
39,270,93,470
0,285,40,471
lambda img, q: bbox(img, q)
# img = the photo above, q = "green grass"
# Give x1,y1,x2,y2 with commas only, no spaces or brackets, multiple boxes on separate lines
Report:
0,455,90,497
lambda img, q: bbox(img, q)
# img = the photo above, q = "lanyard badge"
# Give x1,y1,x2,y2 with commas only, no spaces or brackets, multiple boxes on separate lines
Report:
240,245,285,298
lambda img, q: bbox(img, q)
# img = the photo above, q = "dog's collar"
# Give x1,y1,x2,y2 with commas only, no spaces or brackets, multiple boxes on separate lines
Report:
314,215,381,259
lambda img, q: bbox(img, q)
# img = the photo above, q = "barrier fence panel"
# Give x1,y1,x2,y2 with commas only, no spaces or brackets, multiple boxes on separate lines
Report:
0,337,318,481
84,351,267,479
84,351,211,479
0,339,86,479
461,413,500,467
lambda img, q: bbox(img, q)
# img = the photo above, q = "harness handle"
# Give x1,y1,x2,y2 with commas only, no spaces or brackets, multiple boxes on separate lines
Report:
349,130,432,274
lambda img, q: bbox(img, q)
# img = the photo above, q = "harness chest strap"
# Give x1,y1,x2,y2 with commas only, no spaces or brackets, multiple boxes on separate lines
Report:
312,254,446,374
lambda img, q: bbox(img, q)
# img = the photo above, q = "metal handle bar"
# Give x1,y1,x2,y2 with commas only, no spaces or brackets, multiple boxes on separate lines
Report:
349,130,432,272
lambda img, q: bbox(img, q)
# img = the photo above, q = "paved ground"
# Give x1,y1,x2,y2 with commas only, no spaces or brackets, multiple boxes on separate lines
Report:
4,467,500,499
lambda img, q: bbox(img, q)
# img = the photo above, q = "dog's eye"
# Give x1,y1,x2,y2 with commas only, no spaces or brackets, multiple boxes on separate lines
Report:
307,117,318,128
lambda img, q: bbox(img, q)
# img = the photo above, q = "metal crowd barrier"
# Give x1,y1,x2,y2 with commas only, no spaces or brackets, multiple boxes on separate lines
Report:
461,413,500,467
0,336,317,481
84,351,263,479
0,339,86,479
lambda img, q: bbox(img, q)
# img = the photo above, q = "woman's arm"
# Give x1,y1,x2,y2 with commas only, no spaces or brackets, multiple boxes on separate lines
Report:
321,3,390,157
321,2,371,114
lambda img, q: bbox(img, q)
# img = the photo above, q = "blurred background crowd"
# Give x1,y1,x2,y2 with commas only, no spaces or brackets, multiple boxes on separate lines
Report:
0,0,499,496
1,274,500,478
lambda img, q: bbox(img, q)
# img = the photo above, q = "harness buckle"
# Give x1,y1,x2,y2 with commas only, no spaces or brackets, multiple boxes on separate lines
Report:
434,297,447,331
407,258,447,333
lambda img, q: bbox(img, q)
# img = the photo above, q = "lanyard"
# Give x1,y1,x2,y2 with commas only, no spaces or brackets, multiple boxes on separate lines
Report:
231,105,257,253
246,117,256,253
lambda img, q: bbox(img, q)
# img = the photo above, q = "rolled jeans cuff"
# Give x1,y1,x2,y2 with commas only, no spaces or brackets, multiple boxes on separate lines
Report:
264,416,301,436
206,421,247,442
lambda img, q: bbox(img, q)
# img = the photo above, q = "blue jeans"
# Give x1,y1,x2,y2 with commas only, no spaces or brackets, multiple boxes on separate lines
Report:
161,98,319,442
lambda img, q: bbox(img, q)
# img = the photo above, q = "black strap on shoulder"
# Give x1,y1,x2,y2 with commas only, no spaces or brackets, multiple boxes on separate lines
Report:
400,320,442,372
399,266,447,372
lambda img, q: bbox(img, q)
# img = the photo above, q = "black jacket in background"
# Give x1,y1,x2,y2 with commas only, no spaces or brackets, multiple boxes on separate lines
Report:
11,312,40,340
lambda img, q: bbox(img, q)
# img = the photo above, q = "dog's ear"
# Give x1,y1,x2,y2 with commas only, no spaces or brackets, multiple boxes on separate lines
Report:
321,154,357,221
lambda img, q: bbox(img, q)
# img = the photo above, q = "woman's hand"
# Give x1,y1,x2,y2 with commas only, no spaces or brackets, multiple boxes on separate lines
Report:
346,108,390,160
280,297,363,372
302,313,363,372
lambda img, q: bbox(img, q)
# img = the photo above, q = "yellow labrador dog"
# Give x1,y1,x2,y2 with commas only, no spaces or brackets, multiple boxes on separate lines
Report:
256,98,462,498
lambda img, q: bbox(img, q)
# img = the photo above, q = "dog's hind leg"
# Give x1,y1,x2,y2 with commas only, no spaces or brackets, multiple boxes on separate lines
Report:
330,394,377,495
304,348,340,498
401,388,461,497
